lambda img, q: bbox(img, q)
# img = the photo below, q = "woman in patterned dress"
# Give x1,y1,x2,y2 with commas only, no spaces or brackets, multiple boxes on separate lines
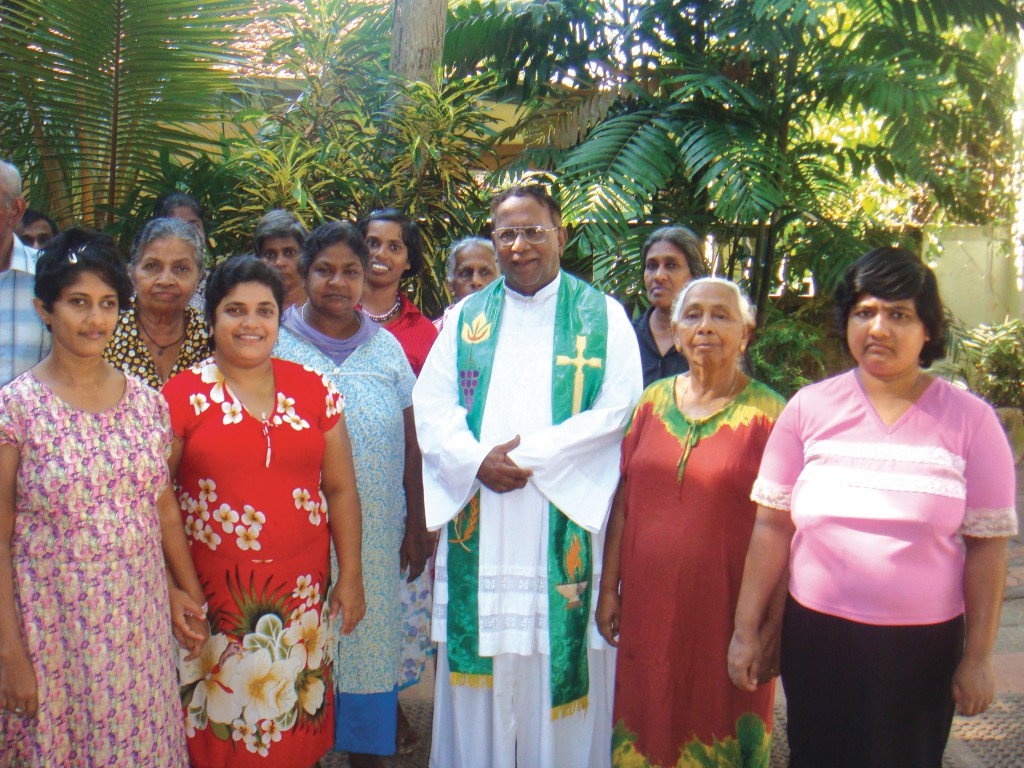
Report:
105,217,211,387
163,256,365,768
274,221,424,768
597,278,785,768
358,209,435,753
0,228,208,766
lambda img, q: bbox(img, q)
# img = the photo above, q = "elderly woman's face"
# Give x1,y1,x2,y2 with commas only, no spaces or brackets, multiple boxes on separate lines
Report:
673,283,750,368
451,244,499,302
644,241,693,312
132,236,202,315
846,294,928,380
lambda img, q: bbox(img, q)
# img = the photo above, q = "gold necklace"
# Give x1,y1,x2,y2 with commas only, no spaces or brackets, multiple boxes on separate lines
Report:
679,366,740,406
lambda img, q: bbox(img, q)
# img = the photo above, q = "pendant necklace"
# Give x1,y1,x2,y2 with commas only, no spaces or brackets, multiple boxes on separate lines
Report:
137,314,185,357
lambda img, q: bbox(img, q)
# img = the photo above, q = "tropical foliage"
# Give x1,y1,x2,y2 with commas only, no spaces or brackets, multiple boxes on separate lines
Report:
942,317,1024,409
448,0,1023,317
1,0,1020,327
0,0,251,229
205,0,497,311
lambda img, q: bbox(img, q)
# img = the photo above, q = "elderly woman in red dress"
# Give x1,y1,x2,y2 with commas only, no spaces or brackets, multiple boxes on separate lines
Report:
598,277,785,767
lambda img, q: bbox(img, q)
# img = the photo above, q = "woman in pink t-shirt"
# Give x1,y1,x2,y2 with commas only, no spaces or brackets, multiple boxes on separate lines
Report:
727,247,1018,768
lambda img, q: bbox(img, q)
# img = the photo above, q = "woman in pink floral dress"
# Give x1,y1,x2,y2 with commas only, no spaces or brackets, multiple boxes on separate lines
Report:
163,256,365,767
0,229,207,766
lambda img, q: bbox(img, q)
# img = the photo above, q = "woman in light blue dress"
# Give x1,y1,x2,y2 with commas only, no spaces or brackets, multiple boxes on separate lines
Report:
274,221,427,768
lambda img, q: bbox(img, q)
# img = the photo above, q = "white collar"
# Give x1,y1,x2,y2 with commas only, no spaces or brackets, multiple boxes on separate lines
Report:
5,234,39,275
504,272,561,304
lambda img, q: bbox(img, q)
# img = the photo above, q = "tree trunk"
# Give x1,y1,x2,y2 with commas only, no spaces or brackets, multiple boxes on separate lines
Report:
389,0,446,84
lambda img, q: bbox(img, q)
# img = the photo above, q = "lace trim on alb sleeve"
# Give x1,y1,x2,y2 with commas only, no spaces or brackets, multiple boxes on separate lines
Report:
959,506,1020,538
751,478,793,511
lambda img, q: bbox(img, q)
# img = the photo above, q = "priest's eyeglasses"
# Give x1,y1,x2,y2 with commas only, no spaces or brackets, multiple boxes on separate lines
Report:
493,226,559,246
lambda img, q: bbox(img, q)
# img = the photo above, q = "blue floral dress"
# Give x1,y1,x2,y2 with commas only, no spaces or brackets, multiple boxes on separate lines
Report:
274,327,415,754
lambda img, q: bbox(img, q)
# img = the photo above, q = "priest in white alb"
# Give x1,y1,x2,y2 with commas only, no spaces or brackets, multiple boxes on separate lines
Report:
413,184,642,768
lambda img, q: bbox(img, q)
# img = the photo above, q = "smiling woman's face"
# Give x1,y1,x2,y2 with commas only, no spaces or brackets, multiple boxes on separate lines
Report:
364,220,409,291
212,281,279,368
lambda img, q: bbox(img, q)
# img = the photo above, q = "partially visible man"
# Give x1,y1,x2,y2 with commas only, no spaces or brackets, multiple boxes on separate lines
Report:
414,184,642,768
0,161,50,387
15,208,57,250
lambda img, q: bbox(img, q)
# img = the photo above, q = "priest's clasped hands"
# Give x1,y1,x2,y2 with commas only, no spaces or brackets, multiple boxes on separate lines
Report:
477,435,533,493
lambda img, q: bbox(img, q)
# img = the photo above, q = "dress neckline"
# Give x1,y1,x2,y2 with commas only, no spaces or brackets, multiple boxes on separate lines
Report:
851,368,937,434
28,369,130,416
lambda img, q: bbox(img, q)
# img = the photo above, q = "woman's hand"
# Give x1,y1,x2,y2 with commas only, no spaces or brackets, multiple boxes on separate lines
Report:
168,585,208,661
400,524,428,582
756,621,782,684
0,646,38,719
595,589,621,647
727,629,762,692
952,654,996,716
330,573,366,636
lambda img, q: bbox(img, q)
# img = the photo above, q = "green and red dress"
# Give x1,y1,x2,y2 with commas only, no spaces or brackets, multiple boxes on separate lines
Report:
612,376,785,768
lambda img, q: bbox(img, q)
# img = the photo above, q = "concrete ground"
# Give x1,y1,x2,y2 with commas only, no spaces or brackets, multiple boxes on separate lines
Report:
326,469,1024,768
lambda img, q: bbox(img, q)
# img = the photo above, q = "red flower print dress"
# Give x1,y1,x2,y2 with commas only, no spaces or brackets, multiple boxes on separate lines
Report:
162,358,343,768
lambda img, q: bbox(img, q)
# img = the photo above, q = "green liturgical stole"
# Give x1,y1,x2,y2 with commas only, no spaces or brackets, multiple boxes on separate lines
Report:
448,271,608,720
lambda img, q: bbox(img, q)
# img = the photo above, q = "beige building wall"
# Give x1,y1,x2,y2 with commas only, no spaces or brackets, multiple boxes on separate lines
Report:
927,226,1023,328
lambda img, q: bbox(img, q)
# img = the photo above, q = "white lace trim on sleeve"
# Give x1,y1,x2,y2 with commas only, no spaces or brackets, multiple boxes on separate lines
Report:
959,506,1019,538
751,478,793,511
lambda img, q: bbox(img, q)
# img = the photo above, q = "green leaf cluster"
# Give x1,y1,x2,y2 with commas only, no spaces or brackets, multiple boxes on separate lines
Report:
943,318,1024,409
0,0,251,230
453,0,1022,321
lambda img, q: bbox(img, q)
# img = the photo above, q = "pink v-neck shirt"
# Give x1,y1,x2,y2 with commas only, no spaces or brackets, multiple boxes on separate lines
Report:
753,371,1018,626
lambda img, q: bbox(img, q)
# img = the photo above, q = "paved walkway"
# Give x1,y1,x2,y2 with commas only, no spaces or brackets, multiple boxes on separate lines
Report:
326,471,1024,768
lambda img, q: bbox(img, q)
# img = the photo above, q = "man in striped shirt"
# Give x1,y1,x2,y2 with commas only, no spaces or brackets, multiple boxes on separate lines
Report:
0,160,50,387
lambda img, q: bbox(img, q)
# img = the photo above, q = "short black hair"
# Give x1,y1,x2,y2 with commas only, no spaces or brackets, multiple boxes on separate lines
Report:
253,209,308,256
154,191,205,225
834,246,947,367
204,255,284,331
640,225,707,280
21,208,57,235
300,221,369,276
34,228,132,311
359,208,424,277
489,184,563,227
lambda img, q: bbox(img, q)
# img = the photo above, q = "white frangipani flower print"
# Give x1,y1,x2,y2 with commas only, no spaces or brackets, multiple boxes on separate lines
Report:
222,400,243,425
197,478,217,503
231,648,302,724
213,503,239,534
241,504,266,530
199,362,227,403
282,609,326,669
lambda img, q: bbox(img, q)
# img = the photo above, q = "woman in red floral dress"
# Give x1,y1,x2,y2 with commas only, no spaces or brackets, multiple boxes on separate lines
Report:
162,256,365,768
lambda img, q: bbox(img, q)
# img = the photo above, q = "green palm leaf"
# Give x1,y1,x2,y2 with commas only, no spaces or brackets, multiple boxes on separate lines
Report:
0,0,250,227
